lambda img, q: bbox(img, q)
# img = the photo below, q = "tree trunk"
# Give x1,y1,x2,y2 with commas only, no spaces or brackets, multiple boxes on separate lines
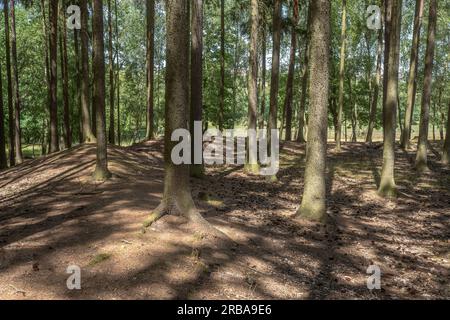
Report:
259,16,267,130
296,0,330,222
283,0,299,142
443,100,450,164
115,0,120,146
297,3,311,143
268,0,282,153
48,0,59,153
0,57,6,169
366,4,383,143
401,0,424,149
146,0,155,140
10,0,23,163
4,0,14,166
246,0,259,173
150,0,224,239
336,0,347,151
415,0,437,171
108,0,115,144
80,0,96,143
59,2,71,149
218,0,225,131
379,0,402,198
92,0,111,181
74,27,82,144
190,0,204,178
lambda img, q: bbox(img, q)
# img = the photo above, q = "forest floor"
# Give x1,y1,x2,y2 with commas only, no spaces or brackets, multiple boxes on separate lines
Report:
0,140,448,300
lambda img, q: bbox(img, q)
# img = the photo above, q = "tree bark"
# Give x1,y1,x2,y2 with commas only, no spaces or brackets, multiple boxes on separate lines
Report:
59,2,71,149
282,0,299,142
379,0,402,198
366,3,383,143
92,0,111,181
108,0,115,144
10,0,23,163
146,0,155,140
259,15,267,130
401,0,424,149
80,0,96,143
218,0,225,131
150,0,224,239
4,0,14,166
415,0,437,171
443,100,450,165
114,0,120,146
336,0,347,151
48,0,59,153
268,0,282,153
0,57,6,169
296,0,330,222
246,0,259,173
190,0,204,178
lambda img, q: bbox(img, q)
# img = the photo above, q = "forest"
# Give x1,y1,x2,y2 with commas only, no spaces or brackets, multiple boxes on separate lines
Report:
0,0,449,300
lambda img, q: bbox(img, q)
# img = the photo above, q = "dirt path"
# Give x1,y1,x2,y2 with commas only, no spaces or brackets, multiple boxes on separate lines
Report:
0,141,448,299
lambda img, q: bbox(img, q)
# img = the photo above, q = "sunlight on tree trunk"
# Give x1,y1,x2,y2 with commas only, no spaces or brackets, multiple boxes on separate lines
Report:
336,0,347,151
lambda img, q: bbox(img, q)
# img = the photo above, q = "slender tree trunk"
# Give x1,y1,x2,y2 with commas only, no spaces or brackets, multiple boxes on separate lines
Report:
218,0,225,131
115,0,120,146
296,0,330,222
283,0,299,142
379,0,402,198
349,77,358,142
4,0,14,166
107,0,115,144
80,0,96,143
443,100,450,164
401,0,424,149
259,17,267,130
366,5,383,143
146,0,155,140
0,59,6,169
232,14,241,129
297,3,311,143
92,0,111,181
48,0,59,153
336,0,347,151
415,0,437,171
60,2,71,149
246,0,259,173
190,0,204,178
10,0,23,163
150,0,224,239
74,27,82,144
268,0,282,154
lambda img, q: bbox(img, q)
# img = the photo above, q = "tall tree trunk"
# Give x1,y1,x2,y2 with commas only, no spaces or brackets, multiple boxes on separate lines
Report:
80,0,96,143
297,3,311,143
259,16,267,130
59,2,71,149
443,100,450,165
366,4,383,143
401,0,424,149
108,0,115,144
74,27,82,144
115,0,120,146
336,0,347,151
146,0,155,140
379,0,402,198
246,0,259,173
150,0,223,239
4,0,14,166
349,77,358,142
268,0,282,153
190,0,204,178
92,0,111,181
10,0,23,163
48,0,59,153
0,59,6,169
296,0,330,222
282,0,299,142
415,0,437,171
218,0,225,131
232,13,241,129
